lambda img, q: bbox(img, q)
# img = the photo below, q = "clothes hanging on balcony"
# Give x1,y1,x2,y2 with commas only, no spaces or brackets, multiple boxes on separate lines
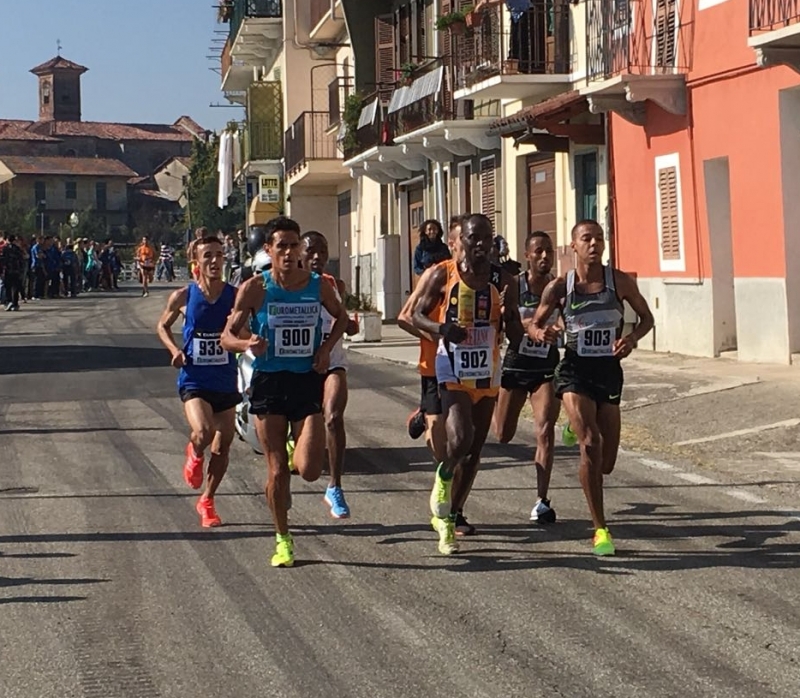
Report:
218,131,234,209
506,0,533,22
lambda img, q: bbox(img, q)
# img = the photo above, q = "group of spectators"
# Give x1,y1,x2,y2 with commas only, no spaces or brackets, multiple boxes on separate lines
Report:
0,233,122,311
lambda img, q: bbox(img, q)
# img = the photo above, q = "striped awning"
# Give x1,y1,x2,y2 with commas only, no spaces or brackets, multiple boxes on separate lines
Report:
388,65,444,114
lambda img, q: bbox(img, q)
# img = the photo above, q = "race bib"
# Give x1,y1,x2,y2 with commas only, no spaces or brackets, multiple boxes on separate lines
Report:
577,327,614,357
192,333,227,366
453,327,495,380
275,325,315,357
519,336,550,359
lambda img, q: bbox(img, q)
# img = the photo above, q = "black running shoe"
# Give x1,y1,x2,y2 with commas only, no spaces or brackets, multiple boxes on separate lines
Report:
455,511,476,536
407,408,426,440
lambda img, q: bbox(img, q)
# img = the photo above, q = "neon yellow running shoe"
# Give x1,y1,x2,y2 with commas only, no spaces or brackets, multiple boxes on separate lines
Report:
271,534,294,567
429,466,452,518
431,516,459,555
562,422,578,447
593,527,616,556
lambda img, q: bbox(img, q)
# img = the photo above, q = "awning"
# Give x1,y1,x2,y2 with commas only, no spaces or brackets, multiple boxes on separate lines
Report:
357,98,380,129
489,90,588,136
388,65,444,114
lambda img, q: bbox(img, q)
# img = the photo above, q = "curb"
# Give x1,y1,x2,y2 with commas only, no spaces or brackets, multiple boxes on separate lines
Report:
345,344,416,369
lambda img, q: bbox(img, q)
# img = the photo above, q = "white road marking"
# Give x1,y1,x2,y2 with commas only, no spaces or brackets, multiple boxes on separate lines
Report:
673,472,719,485
674,419,800,446
724,489,768,504
637,458,677,472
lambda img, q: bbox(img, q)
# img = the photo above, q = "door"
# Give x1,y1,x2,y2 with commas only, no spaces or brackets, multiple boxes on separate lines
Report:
338,191,352,292
527,156,556,236
408,185,425,289
575,151,598,222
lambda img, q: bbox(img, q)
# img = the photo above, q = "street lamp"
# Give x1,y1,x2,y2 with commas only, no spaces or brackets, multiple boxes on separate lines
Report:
37,199,46,236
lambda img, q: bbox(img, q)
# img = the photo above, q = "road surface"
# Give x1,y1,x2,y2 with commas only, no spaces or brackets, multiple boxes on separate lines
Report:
1,285,799,698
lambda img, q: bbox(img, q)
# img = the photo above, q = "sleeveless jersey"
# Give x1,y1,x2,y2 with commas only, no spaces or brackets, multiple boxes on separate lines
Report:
252,270,323,374
504,272,559,369
563,265,624,358
321,273,348,371
435,259,504,389
178,282,238,393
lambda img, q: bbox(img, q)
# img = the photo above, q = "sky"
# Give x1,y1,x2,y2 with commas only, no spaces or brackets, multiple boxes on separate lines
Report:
0,0,243,131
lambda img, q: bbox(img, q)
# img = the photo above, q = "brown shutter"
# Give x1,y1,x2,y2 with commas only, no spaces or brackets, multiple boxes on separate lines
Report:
480,157,497,228
376,15,396,102
655,0,677,69
658,165,681,261
399,6,411,66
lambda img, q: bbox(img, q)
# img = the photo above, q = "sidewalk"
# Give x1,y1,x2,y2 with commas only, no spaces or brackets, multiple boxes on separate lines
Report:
347,324,800,493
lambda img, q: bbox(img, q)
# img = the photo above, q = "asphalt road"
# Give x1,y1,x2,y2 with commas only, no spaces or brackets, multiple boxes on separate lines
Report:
1,285,799,698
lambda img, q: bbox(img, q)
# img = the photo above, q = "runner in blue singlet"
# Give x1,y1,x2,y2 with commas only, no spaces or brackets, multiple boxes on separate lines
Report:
222,216,349,568
156,235,242,528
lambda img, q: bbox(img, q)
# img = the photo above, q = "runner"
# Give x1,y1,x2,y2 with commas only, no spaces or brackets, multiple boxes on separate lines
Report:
221,216,348,567
410,213,524,554
300,230,359,518
135,235,156,297
156,235,242,528
530,219,654,556
493,230,561,525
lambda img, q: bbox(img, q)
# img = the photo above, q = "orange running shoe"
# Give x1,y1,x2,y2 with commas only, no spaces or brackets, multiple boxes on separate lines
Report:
183,443,204,490
196,496,222,527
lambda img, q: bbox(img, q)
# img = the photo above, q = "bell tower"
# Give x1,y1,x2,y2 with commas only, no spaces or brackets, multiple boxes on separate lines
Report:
30,56,88,122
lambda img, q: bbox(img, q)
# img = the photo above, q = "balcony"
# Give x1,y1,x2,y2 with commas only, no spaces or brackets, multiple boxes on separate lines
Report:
579,0,693,123
223,0,283,101
244,121,283,163
749,0,800,71
309,0,345,41
453,2,572,102
241,80,282,174
285,111,346,185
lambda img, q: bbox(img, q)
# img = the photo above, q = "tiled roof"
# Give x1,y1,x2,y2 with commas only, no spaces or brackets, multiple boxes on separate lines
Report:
489,91,587,134
0,120,61,142
28,120,198,142
30,56,89,75
0,156,138,178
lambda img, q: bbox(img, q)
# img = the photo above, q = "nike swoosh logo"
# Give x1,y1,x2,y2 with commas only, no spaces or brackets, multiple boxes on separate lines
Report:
570,301,594,310
608,394,620,400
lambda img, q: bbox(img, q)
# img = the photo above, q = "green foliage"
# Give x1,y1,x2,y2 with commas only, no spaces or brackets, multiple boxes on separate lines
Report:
345,292,377,312
0,202,37,236
70,207,108,241
185,136,246,233
342,93,363,158
435,9,468,30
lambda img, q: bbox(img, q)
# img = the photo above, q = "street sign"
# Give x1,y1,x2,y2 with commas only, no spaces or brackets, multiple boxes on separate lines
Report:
258,175,281,204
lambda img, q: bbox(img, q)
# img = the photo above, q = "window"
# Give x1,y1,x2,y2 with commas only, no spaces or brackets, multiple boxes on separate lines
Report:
65,181,77,200
654,153,685,272
575,151,598,221
34,181,46,208
96,182,107,211
375,15,396,101
458,162,472,213
64,149,77,157
480,156,497,227
0,182,8,205
42,81,51,105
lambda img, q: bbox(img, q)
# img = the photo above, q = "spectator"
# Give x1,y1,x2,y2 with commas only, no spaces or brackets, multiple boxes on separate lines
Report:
61,241,78,298
412,219,450,277
45,236,61,298
157,242,175,282
1,234,25,311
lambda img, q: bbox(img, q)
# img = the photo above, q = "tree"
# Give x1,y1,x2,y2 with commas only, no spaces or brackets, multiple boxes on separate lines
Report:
185,135,246,233
0,202,37,236
70,208,108,241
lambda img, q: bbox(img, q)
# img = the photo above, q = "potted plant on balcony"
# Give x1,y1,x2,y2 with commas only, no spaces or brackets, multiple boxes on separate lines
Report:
217,0,234,23
435,9,469,36
399,63,418,87
346,293,382,343
465,5,484,29
340,92,362,159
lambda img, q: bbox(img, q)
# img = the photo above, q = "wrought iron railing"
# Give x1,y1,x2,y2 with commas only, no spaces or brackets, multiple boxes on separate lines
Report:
229,0,282,43
585,0,693,81
285,112,340,174
750,0,800,32
244,120,283,161
453,2,571,91
221,38,233,77
342,91,385,160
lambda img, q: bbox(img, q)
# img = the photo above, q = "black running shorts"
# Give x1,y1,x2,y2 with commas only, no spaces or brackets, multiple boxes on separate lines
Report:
501,345,558,394
420,375,442,415
179,388,242,414
554,351,624,406
249,370,324,422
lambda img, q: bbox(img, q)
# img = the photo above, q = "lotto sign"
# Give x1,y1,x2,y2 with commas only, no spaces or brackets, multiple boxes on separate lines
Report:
259,176,281,204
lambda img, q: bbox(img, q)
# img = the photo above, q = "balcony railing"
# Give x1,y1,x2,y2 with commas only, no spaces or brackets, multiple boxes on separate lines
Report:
585,0,693,82
244,120,283,161
221,38,233,77
750,0,800,32
388,59,477,139
285,112,340,174
453,2,571,91
328,76,354,129
342,92,384,160
229,0,282,43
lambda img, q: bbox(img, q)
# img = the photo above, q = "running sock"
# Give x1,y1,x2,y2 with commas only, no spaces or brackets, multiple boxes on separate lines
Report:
276,533,291,543
436,463,454,481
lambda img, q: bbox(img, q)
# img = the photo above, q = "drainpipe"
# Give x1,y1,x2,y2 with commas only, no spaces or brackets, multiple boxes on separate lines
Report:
434,162,446,225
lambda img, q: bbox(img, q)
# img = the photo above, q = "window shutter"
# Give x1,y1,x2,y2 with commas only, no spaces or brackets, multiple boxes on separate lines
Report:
399,6,411,66
658,165,680,261
375,15,396,102
655,0,677,69
480,157,497,228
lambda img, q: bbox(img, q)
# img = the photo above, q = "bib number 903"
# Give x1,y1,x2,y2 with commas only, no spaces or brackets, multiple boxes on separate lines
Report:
577,328,613,357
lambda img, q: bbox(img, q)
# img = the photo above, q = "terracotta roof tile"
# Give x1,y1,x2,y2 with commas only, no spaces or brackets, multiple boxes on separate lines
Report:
0,156,137,178
0,120,61,142
30,56,89,75
489,91,587,134
28,120,199,142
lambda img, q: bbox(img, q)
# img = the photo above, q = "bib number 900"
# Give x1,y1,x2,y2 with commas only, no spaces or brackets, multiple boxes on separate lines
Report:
275,326,314,357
